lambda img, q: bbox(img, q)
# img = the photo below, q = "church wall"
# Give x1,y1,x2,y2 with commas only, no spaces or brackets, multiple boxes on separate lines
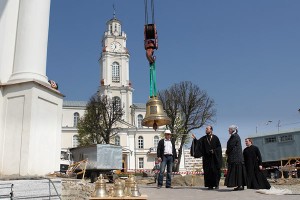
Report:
118,132,128,147
134,110,146,127
61,105,86,149
62,107,85,128
61,129,78,149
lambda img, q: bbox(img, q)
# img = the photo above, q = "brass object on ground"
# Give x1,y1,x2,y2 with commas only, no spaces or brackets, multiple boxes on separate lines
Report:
113,178,125,197
131,182,141,197
124,174,136,196
92,174,108,197
108,186,115,197
142,97,170,130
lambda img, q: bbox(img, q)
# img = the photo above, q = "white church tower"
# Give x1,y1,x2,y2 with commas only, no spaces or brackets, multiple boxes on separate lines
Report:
0,0,63,176
99,14,133,123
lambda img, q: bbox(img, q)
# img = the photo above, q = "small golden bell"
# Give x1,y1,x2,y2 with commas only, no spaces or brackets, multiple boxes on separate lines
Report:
124,174,136,196
131,181,141,197
113,178,125,197
92,174,108,197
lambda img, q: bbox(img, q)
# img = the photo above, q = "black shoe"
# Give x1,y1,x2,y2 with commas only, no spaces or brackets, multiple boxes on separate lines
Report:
166,186,173,189
208,187,214,190
233,186,244,191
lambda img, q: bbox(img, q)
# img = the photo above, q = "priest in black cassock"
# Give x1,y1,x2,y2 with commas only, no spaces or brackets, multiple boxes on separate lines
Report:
192,125,223,190
243,138,271,189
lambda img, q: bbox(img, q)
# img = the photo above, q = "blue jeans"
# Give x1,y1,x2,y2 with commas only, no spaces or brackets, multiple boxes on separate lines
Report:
158,155,174,187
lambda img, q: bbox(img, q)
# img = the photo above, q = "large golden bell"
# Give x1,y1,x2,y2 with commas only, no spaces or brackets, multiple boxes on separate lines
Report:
142,97,171,130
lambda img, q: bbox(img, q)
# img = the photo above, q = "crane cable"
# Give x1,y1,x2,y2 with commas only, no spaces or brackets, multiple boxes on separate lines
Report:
144,0,155,24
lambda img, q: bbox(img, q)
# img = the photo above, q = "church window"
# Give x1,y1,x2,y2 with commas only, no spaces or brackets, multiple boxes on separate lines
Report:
74,112,80,127
112,62,120,82
137,114,143,128
138,136,144,149
73,135,79,147
115,24,117,31
115,135,120,146
110,24,112,34
138,157,144,168
112,96,121,109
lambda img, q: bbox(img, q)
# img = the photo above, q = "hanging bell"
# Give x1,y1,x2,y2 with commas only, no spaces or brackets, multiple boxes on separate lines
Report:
142,97,171,130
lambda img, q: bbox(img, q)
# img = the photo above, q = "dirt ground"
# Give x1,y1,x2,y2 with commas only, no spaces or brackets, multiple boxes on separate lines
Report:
61,175,300,199
269,177,300,185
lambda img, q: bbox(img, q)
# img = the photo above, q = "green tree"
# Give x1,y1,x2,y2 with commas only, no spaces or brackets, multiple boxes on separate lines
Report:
77,93,124,145
158,81,216,171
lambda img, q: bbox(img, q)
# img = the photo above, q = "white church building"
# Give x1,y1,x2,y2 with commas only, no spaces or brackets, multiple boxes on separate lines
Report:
61,15,189,172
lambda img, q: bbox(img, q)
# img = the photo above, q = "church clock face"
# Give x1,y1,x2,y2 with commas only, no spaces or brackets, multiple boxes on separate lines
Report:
110,41,122,52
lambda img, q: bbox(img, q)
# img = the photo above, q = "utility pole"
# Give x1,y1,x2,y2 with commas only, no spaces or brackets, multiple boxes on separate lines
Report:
277,120,281,133
256,120,272,134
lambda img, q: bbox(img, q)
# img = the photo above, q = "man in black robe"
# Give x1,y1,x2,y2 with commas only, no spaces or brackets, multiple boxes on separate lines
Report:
224,125,247,191
243,138,271,189
192,125,222,190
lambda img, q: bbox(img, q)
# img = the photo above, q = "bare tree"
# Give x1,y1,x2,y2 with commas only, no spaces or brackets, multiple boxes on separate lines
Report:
77,93,124,145
158,81,216,171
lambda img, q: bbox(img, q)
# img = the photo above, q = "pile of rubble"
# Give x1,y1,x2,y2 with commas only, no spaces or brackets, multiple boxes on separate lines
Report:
61,179,94,199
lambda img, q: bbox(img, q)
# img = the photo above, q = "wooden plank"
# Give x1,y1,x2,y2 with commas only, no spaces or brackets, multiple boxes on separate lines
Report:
89,195,148,200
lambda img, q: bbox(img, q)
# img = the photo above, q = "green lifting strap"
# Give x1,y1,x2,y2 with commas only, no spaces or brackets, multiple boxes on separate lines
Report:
149,62,157,97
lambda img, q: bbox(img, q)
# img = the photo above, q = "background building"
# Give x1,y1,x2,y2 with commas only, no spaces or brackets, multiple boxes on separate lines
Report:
250,128,300,167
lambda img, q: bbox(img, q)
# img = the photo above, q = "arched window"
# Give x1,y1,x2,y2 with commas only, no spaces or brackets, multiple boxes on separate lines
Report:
73,112,80,127
73,135,79,147
112,62,120,82
154,136,159,147
137,114,143,128
138,136,144,149
115,135,120,146
112,96,121,109
109,24,112,33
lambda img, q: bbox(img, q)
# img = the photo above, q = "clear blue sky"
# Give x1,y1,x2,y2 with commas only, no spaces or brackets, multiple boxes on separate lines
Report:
47,0,300,147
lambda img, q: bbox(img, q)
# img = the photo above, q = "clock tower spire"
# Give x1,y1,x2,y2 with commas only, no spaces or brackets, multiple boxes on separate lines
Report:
99,14,133,123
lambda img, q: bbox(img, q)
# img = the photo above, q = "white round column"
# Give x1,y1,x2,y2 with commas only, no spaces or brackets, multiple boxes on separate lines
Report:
9,0,50,83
